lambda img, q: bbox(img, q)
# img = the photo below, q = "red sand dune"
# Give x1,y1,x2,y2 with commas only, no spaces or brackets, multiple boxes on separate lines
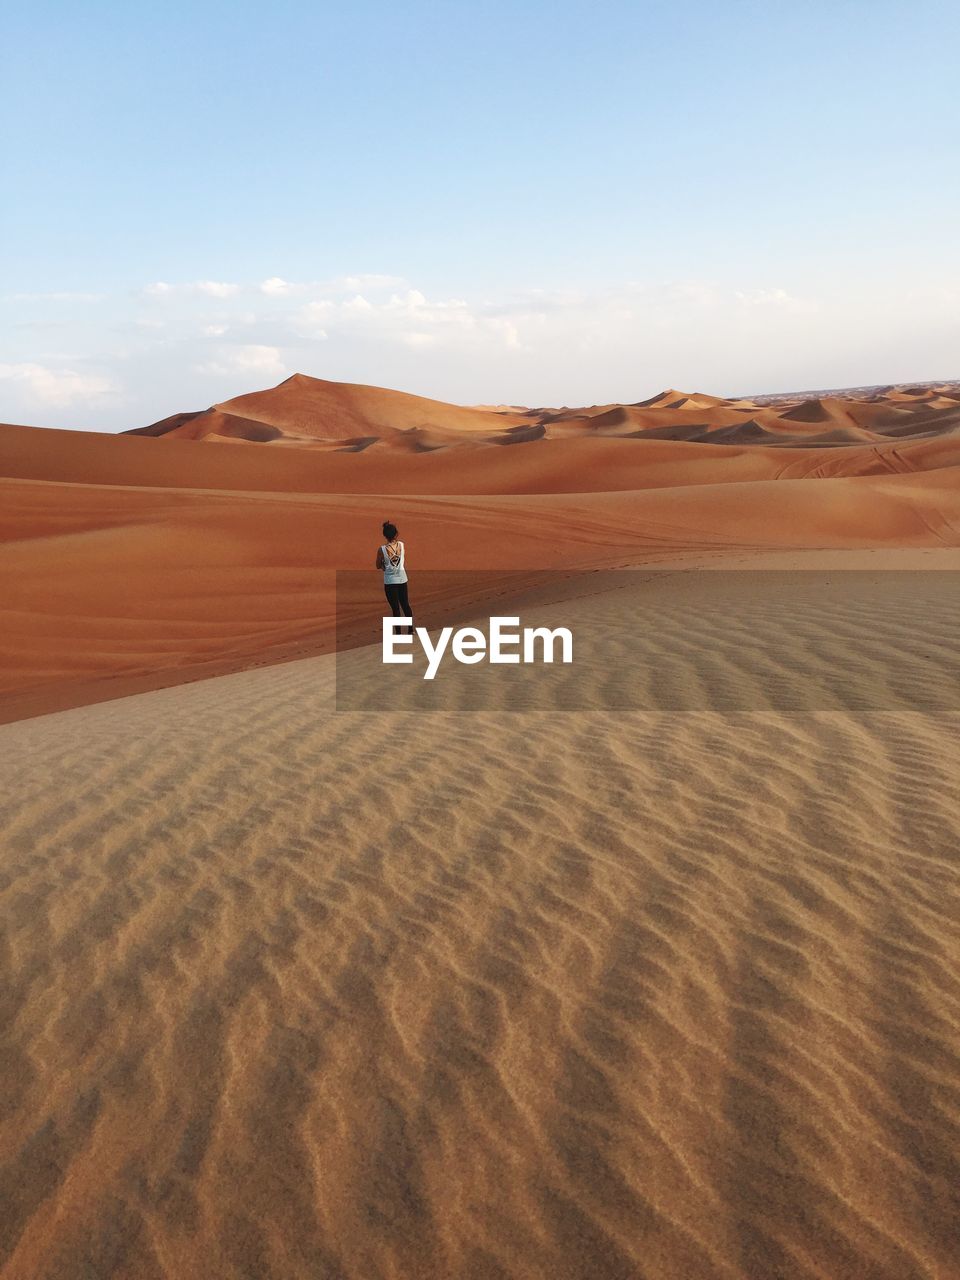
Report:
3,374,960,719
126,374,532,448
124,374,960,449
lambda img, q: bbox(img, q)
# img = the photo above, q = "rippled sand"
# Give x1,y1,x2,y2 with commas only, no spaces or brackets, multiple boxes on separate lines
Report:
2,576,960,1278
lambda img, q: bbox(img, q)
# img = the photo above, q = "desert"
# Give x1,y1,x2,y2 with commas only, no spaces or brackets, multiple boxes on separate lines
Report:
4,374,960,721
2,375,960,1278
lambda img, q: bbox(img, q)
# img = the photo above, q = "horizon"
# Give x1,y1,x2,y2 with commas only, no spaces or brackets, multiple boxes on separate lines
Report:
7,368,960,437
2,0,959,432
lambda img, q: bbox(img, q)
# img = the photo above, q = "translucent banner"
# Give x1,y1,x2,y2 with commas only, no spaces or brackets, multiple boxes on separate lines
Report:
335,570,960,712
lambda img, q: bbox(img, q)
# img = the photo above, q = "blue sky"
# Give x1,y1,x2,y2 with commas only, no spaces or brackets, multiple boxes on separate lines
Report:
1,0,958,430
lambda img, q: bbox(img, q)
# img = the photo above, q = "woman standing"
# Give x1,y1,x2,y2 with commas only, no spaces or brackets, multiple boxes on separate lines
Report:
376,520,412,632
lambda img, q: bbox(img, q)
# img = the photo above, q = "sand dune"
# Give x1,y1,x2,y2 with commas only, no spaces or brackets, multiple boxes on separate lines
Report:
127,374,531,446
3,375,960,718
126,374,960,448
4,465,960,722
1,570,959,1277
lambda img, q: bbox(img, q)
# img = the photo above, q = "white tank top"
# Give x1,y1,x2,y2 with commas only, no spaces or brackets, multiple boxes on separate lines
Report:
381,540,407,585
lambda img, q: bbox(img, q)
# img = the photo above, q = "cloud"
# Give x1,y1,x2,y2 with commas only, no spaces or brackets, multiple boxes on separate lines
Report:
733,287,813,313
293,285,526,351
197,281,240,298
144,280,240,298
2,270,837,431
300,299,334,326
0,361,120,408
259,273,406,297
4,291,104,303
260,277,302,296
338,273,405,292
195,344,289,380
142,274,409,304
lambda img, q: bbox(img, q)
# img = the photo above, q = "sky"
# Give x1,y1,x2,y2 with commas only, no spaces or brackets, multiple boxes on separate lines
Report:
1,0,958,432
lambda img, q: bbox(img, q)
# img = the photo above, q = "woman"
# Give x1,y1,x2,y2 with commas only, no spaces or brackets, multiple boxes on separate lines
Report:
376,520,412,632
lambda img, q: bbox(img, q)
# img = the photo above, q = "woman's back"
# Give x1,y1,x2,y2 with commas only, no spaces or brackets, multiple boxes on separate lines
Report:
381,539,407,585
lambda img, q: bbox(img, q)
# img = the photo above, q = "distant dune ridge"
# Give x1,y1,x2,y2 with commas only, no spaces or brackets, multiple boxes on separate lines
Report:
3,373,960,720
127,373,960,450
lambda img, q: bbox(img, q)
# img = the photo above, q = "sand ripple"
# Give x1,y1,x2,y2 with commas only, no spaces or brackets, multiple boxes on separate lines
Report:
1,647,959,1277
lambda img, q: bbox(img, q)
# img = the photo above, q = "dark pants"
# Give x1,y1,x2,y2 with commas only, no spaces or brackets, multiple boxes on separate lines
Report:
384,581,413,633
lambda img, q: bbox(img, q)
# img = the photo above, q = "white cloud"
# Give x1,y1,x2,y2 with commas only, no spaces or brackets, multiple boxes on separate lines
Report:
291,284,528,352
2,271,846,431
259,277,304,296
233,344,286,371
197,281,240,298
0,361,120,408
143,280,240,298
300,299,334,324
338,273,405,292
667,281,721,308
142,274,410,305
733,287,813,313
258,274,405,297
4,291,104,303
261,277,293,296
195,344,289,380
